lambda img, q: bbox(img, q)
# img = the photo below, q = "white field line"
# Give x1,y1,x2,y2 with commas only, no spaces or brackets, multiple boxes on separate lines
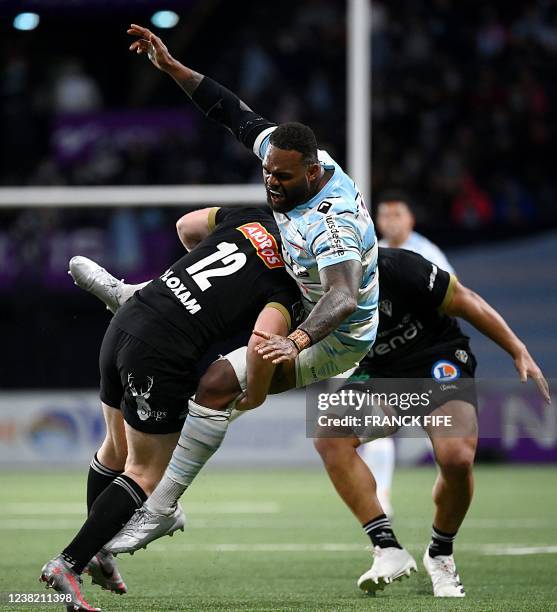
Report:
0,501,280,515
1,517,556,532
480,545,557,556
145,542,557,556
0,519,554,557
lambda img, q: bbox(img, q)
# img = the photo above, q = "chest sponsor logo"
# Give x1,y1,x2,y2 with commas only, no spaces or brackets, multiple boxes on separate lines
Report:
431,360,460,382
127,373,167,422
455,349,469,364
237,222,284,269
317,201,332,214
379,299,392,317
369,320,423,357
160,269,201,313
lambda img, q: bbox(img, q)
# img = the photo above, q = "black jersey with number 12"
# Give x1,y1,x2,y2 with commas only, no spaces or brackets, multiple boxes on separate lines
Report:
112,207,300,363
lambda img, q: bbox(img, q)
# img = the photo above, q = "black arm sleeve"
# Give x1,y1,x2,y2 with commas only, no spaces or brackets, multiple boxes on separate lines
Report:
191,76,276,150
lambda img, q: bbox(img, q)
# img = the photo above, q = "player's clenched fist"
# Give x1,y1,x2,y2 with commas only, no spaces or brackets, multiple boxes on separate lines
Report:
127,24,175,72
254,330,299,364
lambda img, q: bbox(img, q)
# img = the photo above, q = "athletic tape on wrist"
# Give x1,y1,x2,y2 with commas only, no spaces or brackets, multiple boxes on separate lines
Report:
287,329,312,352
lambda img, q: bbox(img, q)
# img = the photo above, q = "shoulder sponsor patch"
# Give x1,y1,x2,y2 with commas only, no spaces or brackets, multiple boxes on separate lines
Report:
237,222,284,269
324,215,345,256
431,360,460,382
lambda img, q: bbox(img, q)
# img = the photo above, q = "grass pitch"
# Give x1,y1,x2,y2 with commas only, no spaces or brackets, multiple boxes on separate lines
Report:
0,466,556,611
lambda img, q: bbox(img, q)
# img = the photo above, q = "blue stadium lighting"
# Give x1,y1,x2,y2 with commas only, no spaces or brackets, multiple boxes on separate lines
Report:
151,11,179,29
13,12,40,31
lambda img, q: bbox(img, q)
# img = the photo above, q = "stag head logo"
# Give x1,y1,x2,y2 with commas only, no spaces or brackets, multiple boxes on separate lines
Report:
127,373,154,421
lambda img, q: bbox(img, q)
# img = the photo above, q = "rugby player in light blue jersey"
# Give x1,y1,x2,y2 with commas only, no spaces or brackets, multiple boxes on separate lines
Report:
127,23,379,389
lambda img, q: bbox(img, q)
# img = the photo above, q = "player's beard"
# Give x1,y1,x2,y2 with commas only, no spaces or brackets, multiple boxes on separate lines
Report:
266,183,311,213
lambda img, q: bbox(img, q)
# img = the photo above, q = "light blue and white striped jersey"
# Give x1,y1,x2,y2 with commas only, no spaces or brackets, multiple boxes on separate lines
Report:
378,231,454,273
254,129,379,347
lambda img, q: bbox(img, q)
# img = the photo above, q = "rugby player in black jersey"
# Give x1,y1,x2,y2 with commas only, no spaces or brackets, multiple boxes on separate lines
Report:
74,240,549,599
315,248,549,596
39,207,301,611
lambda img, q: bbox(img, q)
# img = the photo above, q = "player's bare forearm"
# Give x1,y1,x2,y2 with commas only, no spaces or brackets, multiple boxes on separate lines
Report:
446,284,524,358
445,282,550,402
237,306,290,410
298,260,361,344
298,288,356,344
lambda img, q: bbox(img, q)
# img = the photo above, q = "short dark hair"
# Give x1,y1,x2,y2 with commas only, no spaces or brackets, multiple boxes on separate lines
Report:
377,189,413,210
269,122,318,165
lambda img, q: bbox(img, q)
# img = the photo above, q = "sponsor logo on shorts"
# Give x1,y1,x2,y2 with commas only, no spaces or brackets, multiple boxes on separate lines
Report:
237,222,284,269
127,373,167,422
431,360,460,382
455,349,468,364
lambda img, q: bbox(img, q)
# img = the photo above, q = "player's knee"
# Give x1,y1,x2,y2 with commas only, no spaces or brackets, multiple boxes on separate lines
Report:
98,435,127,471
437,441,475,478
314,437,355,465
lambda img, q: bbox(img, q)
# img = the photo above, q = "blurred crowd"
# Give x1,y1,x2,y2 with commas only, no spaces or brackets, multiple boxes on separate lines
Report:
372,0,557,229
1,0,556,233
0,0,345,187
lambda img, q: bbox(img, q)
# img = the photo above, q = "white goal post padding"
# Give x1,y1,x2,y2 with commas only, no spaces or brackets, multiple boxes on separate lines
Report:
0,185,266,208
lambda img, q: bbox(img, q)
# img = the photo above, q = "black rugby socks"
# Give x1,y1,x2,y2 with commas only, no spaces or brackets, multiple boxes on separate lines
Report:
363,513,402,549
86,453,123,514
62,474,147,574
429,525,457,557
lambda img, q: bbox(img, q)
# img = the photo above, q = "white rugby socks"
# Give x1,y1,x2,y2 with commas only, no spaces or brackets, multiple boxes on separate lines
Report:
146,399,233,514
146,347,249,515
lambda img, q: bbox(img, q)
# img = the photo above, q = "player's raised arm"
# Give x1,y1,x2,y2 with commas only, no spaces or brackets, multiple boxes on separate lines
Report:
442,281,551,403
127,24,275,153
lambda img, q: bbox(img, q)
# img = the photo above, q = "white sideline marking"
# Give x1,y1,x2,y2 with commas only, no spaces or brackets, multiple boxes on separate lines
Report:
0,521,555,558
481,545,557,556
150,543,367,553
401,518,556,529
0,501,280,515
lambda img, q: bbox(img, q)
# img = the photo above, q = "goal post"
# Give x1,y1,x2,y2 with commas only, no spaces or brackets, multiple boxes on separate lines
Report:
0,184,266,208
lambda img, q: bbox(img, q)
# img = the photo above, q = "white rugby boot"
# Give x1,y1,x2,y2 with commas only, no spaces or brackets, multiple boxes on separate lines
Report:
423,546,465,597
68,256,139,313
357,546,417,593
106,503,185,554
